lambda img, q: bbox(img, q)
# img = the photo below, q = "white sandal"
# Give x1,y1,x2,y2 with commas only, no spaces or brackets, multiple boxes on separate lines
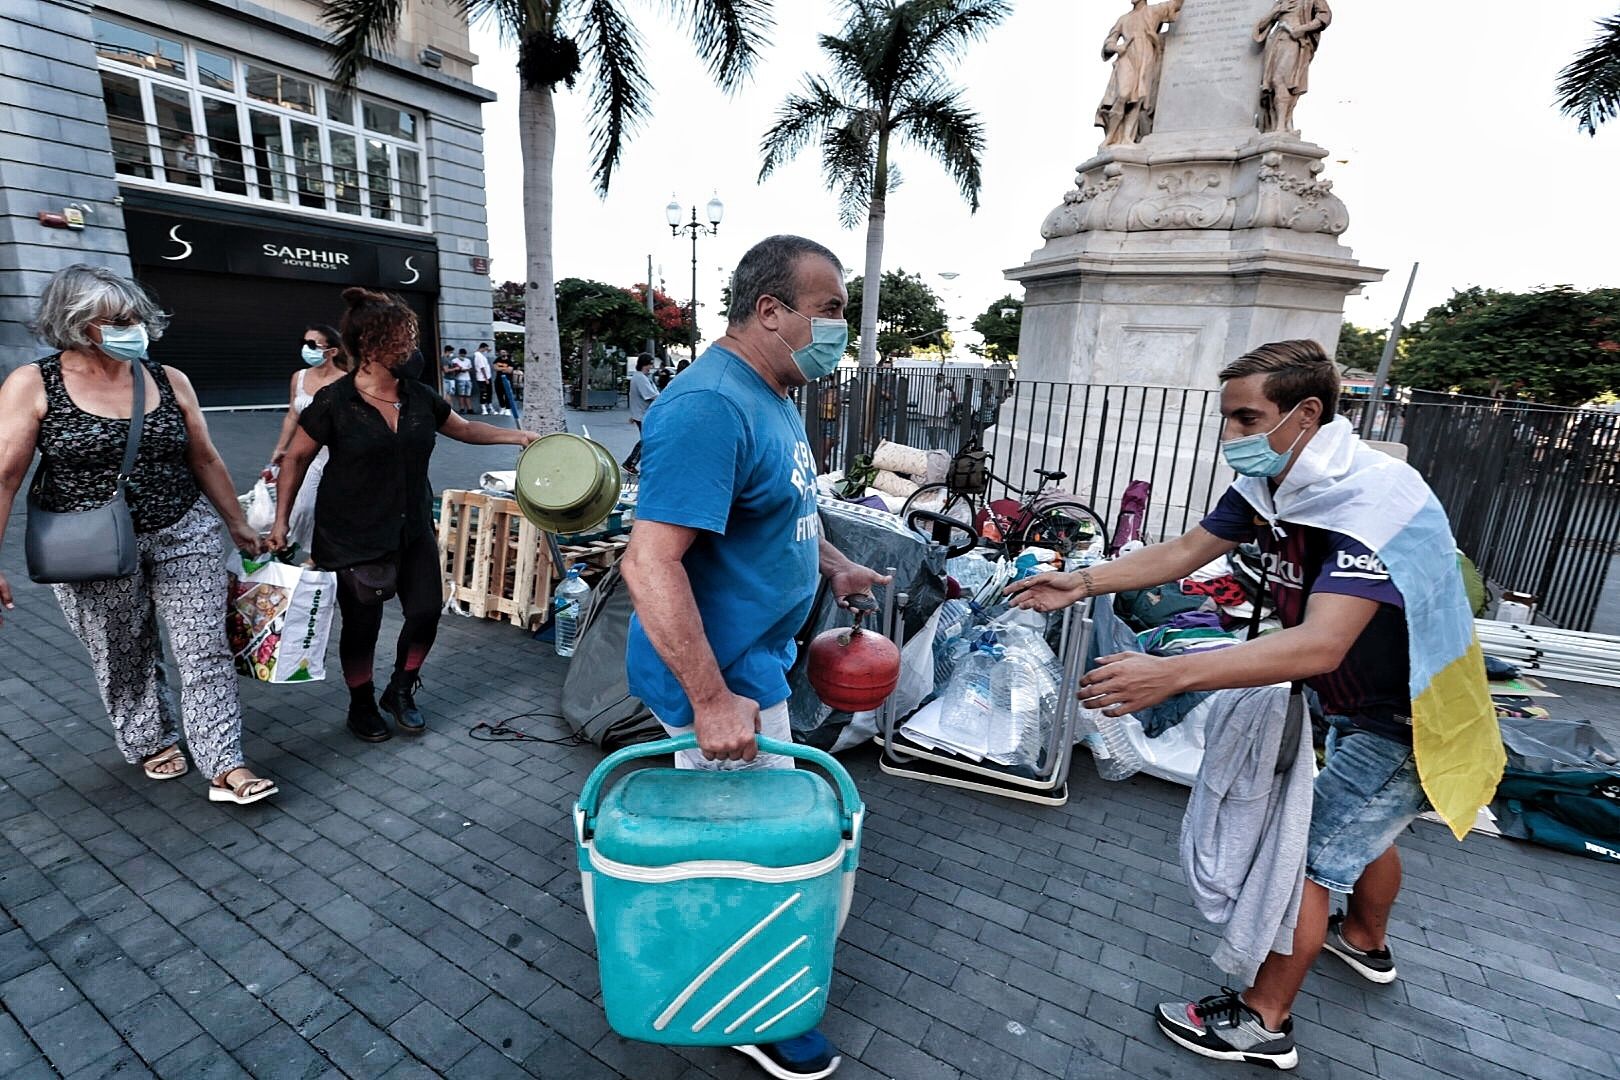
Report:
141,745,188,781
208,769,278,805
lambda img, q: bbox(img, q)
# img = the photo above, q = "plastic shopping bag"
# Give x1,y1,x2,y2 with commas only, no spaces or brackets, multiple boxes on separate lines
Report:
243,477,277,533
226,551,335,683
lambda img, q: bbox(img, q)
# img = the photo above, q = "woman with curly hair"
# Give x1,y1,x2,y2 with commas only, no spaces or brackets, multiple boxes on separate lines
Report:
270,288,536,742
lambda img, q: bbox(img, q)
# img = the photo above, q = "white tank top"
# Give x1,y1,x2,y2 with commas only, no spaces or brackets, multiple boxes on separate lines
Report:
293,368,316,415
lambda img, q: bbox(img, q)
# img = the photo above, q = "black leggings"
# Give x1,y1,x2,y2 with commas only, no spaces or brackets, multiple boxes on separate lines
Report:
336,530,441,688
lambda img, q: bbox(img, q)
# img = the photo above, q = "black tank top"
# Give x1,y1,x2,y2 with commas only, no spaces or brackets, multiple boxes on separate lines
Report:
33,353,200,533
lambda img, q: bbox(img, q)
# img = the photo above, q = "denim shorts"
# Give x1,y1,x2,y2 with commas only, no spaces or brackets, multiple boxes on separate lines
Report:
454,375,472,395
1306,721,1431,892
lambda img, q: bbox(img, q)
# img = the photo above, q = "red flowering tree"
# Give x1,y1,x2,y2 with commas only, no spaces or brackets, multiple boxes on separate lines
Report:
627,283,692,350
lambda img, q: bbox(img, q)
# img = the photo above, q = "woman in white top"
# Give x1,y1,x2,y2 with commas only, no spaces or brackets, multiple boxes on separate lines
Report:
270,323,349,554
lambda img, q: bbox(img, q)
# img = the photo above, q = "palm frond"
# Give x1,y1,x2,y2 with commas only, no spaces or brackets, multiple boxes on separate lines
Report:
890,0,1010,99
578,0,651,194
321,0,411,88
467,0,534,45
759,76,850,180
1557,14,1620,136
894,82,984,210
673,0,775,92
822,114,878,228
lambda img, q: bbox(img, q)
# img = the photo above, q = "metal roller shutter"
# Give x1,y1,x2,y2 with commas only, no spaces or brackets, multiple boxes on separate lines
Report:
134,267,438,407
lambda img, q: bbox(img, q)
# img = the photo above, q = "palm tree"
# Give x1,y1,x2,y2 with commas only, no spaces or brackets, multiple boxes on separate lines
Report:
321,0,774,433
1557,12,1620,136
759,0,1007,367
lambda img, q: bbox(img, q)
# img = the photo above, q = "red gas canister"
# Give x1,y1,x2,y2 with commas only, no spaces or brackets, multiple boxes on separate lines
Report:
807,597,900,714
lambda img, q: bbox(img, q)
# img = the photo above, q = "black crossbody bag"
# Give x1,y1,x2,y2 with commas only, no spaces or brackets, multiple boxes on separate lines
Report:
25,360,143,584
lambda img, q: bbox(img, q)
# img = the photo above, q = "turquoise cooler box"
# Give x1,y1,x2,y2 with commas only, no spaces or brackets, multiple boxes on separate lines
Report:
575,735,863,1046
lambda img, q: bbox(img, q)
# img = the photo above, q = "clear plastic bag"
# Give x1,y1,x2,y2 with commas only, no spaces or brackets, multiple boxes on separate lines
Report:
244,478,276,533
933,623,1064,770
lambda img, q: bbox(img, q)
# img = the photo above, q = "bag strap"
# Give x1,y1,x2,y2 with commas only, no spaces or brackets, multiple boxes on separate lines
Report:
117,361,147,488
1246,565,1306,774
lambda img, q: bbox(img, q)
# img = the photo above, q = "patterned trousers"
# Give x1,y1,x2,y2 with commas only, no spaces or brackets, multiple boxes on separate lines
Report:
53,497,245,779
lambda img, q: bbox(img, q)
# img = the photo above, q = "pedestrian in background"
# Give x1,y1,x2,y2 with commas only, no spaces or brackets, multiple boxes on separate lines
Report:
623,353,660,475
494,351,518,417
270,288,537,742
0,264,276,805
270,322,349,556
440,344,457,401
472,341,494,414
452,348,474,412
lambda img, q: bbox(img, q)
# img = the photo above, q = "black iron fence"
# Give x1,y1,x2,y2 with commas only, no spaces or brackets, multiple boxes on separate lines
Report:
800,370,1620,631
1366,392,1620,631
795,369,1232,544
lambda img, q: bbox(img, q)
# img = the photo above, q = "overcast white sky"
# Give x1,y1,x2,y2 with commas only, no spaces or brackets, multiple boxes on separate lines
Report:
467,1,1620,345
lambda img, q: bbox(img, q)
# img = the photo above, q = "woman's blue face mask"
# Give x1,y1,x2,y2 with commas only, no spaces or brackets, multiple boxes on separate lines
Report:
96,323,149,361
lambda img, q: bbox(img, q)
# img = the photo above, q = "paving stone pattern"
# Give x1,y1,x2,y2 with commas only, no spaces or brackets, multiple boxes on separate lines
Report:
2,409,1618,1079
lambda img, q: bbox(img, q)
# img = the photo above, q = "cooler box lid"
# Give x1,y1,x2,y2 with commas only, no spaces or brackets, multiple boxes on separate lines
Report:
593,769,842,868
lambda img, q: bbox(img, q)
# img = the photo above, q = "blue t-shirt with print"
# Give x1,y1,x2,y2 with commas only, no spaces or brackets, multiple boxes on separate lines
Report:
625,345,821,727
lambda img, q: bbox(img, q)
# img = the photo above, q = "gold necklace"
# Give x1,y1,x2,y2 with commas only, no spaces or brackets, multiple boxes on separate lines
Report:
357,384,402,410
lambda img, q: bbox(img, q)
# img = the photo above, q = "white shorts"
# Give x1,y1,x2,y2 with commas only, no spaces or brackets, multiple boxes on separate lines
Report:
658,700,795,771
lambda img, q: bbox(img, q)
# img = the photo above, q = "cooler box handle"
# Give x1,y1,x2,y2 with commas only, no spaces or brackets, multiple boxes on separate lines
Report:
577,735,862,841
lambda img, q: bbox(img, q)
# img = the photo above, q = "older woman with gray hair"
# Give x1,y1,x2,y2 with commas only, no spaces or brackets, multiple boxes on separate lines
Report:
0,264,276,805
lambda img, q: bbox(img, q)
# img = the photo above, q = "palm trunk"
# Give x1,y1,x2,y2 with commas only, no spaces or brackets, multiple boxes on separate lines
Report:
857,128,890,368
518,83,565,434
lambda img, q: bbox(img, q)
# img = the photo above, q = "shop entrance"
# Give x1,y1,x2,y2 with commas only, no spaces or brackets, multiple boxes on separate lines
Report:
135,267,437,407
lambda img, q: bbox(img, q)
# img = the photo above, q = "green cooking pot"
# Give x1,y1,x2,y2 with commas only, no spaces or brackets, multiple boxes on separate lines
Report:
514,433,622,535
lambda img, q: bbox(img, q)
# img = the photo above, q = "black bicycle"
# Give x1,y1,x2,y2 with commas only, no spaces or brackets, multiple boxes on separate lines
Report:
901,457,1104,560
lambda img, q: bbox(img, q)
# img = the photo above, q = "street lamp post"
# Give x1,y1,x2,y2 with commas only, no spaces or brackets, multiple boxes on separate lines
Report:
666,193,723,353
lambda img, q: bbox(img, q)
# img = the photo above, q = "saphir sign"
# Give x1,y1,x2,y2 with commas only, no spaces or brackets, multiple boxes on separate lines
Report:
123,208,438,292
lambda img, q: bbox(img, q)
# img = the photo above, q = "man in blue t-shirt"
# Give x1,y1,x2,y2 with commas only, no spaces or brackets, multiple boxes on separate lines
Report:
620,235,888,1080
1007,340,1440,1072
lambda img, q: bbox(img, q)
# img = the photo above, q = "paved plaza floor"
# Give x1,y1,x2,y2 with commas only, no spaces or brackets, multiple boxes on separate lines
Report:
2,408,1618,1079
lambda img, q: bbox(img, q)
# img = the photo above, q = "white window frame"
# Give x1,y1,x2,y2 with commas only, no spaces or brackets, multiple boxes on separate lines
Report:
92,15,430,233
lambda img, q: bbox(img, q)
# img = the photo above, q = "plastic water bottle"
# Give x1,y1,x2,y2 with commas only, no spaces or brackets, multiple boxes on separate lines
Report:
939,647,998,755
1080,706,1145,781
991,655,1051,769
553,566,591,658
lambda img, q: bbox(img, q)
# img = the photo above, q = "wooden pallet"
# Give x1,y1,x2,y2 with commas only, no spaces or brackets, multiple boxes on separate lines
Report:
435,490,630,629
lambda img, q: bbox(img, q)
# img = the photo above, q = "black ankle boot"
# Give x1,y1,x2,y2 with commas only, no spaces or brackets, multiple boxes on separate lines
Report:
347,683,391,743
380,673,425,736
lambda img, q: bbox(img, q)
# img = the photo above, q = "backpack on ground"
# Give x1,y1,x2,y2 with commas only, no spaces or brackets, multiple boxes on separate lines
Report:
560,565,662,750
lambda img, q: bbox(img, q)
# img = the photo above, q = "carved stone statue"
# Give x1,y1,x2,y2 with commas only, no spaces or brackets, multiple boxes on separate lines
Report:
1253,0,1332,134
1095,0,1185,147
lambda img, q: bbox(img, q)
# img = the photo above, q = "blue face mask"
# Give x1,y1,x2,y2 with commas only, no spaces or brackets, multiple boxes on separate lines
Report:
773,302,848,381
1221,402,1306,478
301,345,328,366
97,323,149,362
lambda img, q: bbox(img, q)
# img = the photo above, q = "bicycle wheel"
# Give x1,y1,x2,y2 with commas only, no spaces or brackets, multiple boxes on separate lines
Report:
1013,500,1105,558
901,483,977,549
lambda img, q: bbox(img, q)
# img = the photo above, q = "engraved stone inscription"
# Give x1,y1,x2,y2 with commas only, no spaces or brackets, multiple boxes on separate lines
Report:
1153,0,1272,134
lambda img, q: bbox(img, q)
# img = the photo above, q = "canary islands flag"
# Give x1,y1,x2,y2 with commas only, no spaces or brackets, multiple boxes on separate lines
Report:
1235,417,1504,841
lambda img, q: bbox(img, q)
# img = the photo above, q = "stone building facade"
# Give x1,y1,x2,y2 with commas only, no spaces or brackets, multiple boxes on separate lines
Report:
1,0,495,404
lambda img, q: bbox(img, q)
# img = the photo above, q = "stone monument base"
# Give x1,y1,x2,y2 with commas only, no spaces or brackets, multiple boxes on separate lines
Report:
992,133,1383,527
1008,134,1383,389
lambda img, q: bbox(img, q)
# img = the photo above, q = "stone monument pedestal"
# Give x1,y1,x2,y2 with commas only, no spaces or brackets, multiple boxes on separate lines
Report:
992,0,1380,524
1010,133,1379,389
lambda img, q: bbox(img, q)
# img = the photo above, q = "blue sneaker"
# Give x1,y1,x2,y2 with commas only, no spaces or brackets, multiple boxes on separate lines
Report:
733,1029,841,1078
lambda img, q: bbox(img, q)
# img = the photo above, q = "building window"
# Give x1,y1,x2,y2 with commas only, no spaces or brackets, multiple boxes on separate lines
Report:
246,65,315,115
91,15,429,229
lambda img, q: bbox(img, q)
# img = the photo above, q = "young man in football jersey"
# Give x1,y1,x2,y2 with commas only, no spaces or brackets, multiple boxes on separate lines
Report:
1007,340,1450,1070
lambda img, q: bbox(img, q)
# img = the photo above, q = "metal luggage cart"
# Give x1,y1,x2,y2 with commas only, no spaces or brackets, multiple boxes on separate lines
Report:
869,509,1100,806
